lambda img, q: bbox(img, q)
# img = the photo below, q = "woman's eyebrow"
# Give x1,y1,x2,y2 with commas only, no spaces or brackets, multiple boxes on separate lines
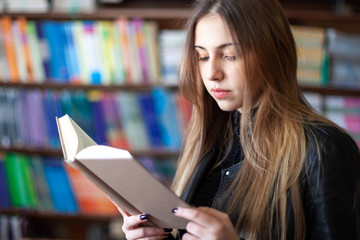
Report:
194,42,236,50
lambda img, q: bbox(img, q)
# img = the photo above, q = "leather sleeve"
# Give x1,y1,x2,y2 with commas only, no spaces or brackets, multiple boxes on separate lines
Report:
302,126,360,239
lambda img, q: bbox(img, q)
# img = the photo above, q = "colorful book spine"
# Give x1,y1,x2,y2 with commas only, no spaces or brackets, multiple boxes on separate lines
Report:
4,153,38,209
0,157,11,208
65,164,117,216
43,159,78,213
18,17,34,83
100,92,130,149
1,17,19,82
116,92,150,150
137,92,163,148
151,87,182,150
28,155,54,211
26,20,45,83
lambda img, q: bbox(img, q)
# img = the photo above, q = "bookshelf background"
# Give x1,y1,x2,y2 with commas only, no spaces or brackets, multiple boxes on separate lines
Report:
0,0,360,239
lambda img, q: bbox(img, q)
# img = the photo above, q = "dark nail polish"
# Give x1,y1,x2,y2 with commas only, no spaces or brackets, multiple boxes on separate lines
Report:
140,214,149,220
164,228,173,232
172,208,178,213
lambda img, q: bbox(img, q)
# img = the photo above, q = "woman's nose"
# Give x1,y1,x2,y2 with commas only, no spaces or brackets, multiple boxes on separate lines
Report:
206,58,223,81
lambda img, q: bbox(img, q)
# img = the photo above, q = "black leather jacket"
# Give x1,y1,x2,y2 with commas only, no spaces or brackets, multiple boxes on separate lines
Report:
178,124,360,239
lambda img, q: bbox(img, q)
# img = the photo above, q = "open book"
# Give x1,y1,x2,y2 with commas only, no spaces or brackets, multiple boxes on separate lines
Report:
56,114,189,229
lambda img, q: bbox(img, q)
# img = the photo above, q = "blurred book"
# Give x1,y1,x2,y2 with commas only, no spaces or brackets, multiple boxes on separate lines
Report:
52,0,96,13
327,29,360,87
4,0,49,13
291,25,327,86
159,29,186,85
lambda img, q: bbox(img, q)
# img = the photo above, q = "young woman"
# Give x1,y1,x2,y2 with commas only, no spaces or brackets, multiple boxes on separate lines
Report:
116,0,360,239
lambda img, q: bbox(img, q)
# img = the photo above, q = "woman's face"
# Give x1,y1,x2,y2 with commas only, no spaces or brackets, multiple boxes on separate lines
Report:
195,13,246,112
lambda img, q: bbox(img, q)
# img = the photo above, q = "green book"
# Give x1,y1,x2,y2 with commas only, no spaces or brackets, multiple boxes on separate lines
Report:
4,153,39,209
29,156,54,211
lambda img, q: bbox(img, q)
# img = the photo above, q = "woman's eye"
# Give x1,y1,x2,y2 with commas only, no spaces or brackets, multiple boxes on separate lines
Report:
224,55,236,60
199,56,209,61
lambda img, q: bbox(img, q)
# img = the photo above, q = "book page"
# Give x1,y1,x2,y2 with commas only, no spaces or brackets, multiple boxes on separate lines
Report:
56,114,96,161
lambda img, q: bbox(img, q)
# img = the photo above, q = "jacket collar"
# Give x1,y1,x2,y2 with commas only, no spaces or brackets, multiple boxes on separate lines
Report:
180,146,217,203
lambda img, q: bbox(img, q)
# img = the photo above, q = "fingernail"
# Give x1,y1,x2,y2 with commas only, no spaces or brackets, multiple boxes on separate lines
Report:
164,228,173,232
172,208,178,213
140,214,149,220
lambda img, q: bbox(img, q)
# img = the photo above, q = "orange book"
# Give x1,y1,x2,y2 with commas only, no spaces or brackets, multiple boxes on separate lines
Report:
1,16,19,82
18,17,34,83
65,164,118,216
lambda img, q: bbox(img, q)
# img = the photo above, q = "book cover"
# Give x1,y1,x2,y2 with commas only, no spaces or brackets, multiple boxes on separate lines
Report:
56,114,189,229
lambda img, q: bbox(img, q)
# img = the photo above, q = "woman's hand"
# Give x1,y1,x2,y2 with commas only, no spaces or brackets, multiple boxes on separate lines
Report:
173,207,239,240
111,199,172,240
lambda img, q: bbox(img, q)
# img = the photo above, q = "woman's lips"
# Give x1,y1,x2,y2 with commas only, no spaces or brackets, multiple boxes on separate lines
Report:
212,88,231,99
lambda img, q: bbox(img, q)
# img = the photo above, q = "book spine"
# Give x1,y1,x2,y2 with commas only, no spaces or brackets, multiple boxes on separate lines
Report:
4,153,37,209
43,159,78,213
0,157,11,208
1,16,19,82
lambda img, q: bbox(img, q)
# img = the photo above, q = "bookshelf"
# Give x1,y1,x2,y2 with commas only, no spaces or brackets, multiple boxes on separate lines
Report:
0,2,360,239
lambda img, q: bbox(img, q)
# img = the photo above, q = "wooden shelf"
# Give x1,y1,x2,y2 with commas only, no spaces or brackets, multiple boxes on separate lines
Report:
0,81,178,91
0,8,191,20
1,8,359,31
285,9,360,32
301,84,360,97
0,8,191,29
0,208,119,222
1,82,360,97
0,146,180,159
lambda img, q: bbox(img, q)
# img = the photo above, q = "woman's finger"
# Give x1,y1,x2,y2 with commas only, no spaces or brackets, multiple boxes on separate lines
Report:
173,207,218,228
123,213,150,230
125,227,170,240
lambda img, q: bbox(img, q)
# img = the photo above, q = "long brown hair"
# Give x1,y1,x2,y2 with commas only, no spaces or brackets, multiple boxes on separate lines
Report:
172,0,337,239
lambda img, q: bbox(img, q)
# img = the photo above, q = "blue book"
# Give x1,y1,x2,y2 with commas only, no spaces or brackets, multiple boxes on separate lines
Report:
35,21,51,79
71,91,96,140
90,96,107,145
137,92,163,148
151,88,182,150
43,21,69,82
63,21,80,82
43,159,78,213
43,90,62,149
0,160,11,208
